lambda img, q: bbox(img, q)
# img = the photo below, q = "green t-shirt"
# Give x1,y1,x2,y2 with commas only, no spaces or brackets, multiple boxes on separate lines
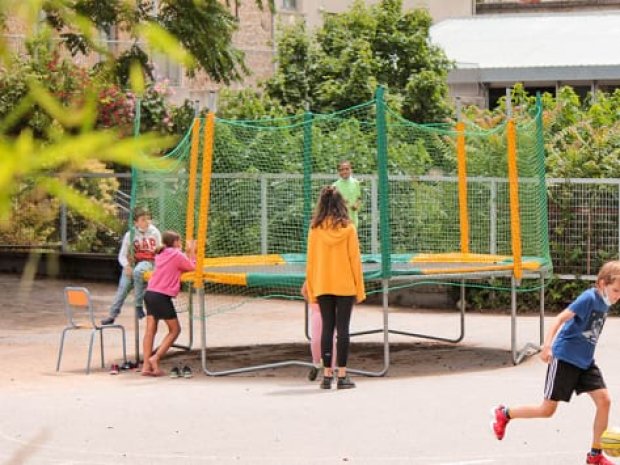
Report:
333,177,361,228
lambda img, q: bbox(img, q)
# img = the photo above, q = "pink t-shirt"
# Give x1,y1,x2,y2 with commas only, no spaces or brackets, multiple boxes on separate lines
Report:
147,247,196,297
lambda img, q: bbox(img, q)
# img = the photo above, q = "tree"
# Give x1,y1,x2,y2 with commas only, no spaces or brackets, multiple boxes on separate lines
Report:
43,0,274,86
0,0,174,226
264,0,453,122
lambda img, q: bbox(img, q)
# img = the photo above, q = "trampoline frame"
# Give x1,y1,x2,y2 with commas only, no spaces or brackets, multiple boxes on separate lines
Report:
196,266,549,377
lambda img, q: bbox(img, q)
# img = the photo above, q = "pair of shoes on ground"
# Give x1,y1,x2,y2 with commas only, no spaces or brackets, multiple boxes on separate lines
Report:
320,375,356,390
110,361,139,374
120,361,138,371
169,365,193,379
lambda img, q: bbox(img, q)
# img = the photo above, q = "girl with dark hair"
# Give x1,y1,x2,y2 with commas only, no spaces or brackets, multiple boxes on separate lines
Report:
305,186,365,389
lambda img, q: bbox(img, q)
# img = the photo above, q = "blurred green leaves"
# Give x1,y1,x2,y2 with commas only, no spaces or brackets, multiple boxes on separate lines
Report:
0,0,178,225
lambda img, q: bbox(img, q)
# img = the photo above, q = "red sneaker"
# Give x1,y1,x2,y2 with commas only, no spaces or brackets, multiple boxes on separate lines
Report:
491,405,510,440
587,453,615,465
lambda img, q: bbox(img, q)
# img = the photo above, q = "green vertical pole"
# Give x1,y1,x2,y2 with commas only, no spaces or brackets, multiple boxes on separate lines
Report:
535,93,550,265
130,97,141,363
302,111,313,249
375,86,391,278
129,98,142,227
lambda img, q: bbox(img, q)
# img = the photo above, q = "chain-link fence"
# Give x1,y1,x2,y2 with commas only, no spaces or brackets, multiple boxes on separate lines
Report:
547,178,620,278
1,174,618,279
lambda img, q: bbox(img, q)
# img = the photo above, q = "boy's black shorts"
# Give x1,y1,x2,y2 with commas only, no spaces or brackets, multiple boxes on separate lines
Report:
544,357,606,402
144,290,177,321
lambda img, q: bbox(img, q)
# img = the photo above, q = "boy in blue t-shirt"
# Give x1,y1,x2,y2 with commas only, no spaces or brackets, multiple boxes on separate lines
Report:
491,260,620,465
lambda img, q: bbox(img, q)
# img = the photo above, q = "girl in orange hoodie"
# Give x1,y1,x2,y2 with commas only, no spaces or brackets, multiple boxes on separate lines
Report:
306,186,365,389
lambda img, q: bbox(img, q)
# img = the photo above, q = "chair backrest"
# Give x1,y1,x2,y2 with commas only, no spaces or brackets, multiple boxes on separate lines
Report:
64,287,96,328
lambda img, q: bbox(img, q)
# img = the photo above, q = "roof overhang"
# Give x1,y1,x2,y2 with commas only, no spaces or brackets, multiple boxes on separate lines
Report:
448,65,620,84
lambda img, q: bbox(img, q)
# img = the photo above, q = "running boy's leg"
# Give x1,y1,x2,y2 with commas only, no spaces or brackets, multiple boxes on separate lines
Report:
589,388,611,452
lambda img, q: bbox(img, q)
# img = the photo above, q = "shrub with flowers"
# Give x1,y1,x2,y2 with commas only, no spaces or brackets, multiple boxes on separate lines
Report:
97,84,134,135
137,79,176,134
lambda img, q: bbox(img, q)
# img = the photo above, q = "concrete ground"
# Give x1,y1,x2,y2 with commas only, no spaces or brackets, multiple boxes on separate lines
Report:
1,273,619,465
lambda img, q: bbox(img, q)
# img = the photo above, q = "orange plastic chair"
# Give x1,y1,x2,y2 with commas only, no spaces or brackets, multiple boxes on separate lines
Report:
56,287,127,374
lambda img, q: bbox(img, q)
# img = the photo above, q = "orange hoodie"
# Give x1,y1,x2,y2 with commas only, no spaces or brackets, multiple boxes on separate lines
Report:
305,222,365,304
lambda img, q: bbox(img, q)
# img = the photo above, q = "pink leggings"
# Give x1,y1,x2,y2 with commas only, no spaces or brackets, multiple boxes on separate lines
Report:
310,303,336,367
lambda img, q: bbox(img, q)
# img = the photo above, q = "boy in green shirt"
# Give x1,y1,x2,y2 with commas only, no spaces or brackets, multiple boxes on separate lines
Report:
332,160,362,229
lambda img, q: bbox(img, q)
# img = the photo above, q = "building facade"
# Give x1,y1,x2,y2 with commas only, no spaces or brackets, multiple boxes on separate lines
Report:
434,0,620,107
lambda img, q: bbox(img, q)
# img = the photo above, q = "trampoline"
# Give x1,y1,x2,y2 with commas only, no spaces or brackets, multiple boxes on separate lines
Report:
170,251,550,376
132,89,552,377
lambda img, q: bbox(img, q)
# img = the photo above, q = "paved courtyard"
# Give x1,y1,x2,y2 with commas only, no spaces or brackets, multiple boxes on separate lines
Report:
1,274,619,465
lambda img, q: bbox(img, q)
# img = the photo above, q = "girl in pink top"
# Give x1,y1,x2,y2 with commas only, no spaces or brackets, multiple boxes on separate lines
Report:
142,230,196,376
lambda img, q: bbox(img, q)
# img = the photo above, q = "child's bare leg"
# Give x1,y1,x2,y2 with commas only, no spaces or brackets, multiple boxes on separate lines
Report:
589,388,611,447
149,318,181,374
142,316,158,374
509,399,558,419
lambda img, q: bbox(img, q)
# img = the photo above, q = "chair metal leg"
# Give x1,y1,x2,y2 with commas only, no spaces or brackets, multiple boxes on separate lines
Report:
100,330,105,368
56,328,69,371
119,326,127,363
86,330,96,374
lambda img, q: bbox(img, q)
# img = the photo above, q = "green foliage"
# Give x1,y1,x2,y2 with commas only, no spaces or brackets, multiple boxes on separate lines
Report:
218,88,289,120
0,0,175,245
44,0,274,85
459,84,620,311
260,0,452,122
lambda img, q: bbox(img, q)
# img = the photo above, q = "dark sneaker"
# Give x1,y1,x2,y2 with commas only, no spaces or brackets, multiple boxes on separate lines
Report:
120,361,133,371
587,453,615,465
136,307,146,319
182,366,193,378
101,317,115,325
308,366,319,381
109,364,119,375
491,405,510,440
169,366,181,379
320,376,333,390
337,376,356,390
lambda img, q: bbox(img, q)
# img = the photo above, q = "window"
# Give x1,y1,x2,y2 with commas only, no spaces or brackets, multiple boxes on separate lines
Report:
282,0,297,11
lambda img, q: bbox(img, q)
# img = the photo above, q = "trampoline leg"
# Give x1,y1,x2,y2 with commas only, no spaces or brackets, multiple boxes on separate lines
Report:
172,287,194,351
539,276,545,346
511,276,541,365
134,306,140,363
348,278,390,377
362,279,465,344
198,289,329,377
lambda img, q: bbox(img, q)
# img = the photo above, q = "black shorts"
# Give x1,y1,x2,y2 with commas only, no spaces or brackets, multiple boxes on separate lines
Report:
544,357,606,402
143,290,178,321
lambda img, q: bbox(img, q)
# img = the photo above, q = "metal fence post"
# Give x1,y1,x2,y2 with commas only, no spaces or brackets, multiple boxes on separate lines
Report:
60,203,68,253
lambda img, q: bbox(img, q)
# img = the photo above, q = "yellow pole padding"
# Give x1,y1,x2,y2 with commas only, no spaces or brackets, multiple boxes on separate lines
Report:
194,113,215,289
185,118,201,243
506,120,523,281
456,121,469,254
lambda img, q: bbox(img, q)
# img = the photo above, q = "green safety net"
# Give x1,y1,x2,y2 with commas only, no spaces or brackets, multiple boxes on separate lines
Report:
131,89,551,316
